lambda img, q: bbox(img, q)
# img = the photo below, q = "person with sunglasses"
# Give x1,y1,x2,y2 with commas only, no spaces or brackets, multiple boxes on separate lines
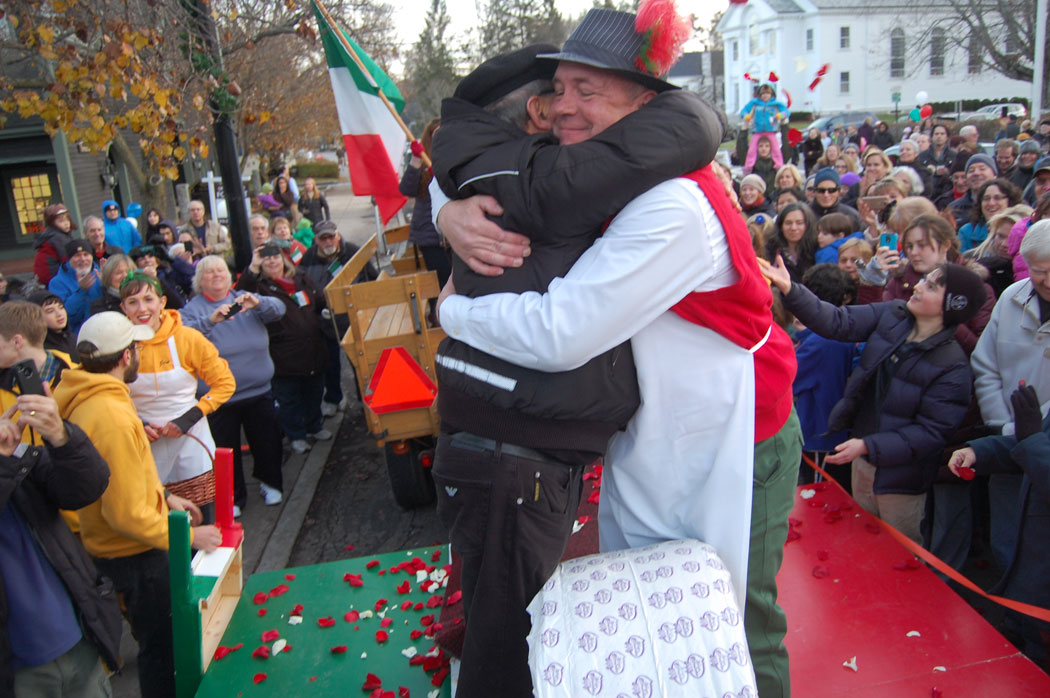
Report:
809,167,861,230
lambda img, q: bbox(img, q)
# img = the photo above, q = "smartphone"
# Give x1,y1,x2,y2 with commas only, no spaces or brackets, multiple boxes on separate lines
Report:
12,359,45,396
861,195,891,213
879,232,899,251
225,302,242,318
183,241,194,253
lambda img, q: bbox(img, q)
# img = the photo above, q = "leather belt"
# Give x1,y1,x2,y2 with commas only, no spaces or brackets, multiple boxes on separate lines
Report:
448,431,570,468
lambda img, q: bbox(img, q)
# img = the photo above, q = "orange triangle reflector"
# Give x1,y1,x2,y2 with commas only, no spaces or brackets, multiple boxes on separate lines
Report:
364,346,437,414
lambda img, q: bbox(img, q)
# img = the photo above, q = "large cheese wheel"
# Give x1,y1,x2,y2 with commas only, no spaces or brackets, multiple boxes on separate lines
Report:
527,539,757,698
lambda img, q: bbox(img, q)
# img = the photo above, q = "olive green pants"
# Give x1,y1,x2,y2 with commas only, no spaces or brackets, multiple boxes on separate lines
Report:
746,409,802,698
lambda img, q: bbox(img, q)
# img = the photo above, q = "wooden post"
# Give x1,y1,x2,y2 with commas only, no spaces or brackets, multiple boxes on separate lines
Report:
169,510,202,698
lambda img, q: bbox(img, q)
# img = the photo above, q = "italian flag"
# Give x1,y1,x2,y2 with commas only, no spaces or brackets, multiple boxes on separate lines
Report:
314,2,407,223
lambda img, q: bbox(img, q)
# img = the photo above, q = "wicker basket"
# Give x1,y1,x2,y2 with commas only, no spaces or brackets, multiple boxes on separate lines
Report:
166,469,215,508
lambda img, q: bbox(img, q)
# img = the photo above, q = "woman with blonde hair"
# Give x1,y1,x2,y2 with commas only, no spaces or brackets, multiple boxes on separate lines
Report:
774,164,804,193
972,204,1034,297
297,177,330,227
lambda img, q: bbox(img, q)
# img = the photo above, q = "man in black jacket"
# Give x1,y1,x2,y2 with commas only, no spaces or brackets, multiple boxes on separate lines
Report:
429,44,723,698
0,392,121,696
299,220,377,413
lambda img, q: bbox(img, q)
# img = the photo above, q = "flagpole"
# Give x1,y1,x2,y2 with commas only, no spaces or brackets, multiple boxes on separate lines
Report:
313,0,431,168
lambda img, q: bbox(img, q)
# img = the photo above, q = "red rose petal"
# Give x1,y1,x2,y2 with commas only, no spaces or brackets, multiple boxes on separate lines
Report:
420,614,435,627
344,572,364,587
400,600,413,611
269,583,290,597
932,689,943,698
446,590,462,606
317,616,336,627
957,466,976,481
213,642,243,661
823,511,843,523
421,656,442,672
380,617,393,628
399,688,410,698
425,595,443,609
291,603,304,616
331,645,348,654
586,489,601,504
430,549,441,562
261,629,280,642
811,564,830,579
366,559,380,569
893,558,922,571
410,629,423,640
785,528,801,543
378,569,386,576
454,618,462,625
375,630,389,643
253,673,267,684
310,676,317,682
362,673,383,691
813,481,828,491
345,610,360,623
409,655,425,666
806,499,823,508
252,645,271,659
788,517,802,527
817,550,829,561
396,580,411,594
414,602,424,611
285,573,296,581
345,544,355,550
374,598,388,612
283,644,292,652
257,608,267,616
431,666,450,687
355,625,360,630
253,592,269,605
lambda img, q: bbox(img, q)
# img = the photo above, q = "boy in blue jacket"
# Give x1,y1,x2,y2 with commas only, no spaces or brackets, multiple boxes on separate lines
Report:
101,200,141,252
740,83,789,173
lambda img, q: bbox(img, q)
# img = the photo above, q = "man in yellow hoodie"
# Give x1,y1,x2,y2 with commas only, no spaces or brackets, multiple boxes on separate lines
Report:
53,311,222,698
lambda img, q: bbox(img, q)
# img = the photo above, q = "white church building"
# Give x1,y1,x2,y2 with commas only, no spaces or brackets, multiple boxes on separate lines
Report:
716,0,1033,118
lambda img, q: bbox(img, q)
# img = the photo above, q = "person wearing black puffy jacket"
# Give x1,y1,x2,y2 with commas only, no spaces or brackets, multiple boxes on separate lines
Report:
0,396,121,695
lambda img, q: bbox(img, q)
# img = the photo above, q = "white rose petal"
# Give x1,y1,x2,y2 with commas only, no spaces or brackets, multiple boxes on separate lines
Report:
800,489,816,499
360,610,374,619
361,652,367,659
416,570,429,583
428,691,440,698
402,647,419,658
906,631,921,638
933,666,946,672
271,639,287,655
572,520,585,534
426,646,441,657
288,616,303,625
843,656,858,672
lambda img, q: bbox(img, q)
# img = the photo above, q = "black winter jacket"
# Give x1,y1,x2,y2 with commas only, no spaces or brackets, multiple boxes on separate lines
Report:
236,269,328,377
299,241,378,341
784,284,973,494
0,423,121,691
432,90,726,458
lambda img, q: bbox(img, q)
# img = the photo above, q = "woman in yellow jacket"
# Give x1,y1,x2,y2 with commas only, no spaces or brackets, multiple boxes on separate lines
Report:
119,272,235,506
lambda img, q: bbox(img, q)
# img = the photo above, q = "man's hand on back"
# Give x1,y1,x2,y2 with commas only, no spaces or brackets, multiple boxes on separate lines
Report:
437,196,531,276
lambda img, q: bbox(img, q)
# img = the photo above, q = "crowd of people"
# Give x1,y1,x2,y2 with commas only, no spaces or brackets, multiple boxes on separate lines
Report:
733,100,1050,674
1,185,369,697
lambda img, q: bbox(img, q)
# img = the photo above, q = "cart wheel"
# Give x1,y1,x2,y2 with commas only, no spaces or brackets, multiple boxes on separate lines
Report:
384,440,435,509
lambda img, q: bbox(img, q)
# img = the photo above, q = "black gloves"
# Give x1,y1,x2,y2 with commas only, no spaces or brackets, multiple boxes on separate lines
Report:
1010,384,1044,442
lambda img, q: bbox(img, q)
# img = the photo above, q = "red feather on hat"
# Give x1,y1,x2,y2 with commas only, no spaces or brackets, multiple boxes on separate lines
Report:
634,0,691,77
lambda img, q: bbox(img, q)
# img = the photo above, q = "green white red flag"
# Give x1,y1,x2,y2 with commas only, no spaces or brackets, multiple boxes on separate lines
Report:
314,2,407,223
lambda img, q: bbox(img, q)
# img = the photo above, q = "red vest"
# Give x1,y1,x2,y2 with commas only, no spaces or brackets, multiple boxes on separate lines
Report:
671,167,797,442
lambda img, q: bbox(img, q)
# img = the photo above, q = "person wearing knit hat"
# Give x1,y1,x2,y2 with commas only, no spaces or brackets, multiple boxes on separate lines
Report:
740,173,774,217
46,237,103,333
763,256,980,547
811,166,862,229
33,203,76,285
1011,139,1044,191
947,154,999,226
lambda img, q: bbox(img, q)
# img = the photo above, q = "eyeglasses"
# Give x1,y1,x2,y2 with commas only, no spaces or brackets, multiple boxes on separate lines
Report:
815,187,839,194
981,194,1008,202
104,206,118,211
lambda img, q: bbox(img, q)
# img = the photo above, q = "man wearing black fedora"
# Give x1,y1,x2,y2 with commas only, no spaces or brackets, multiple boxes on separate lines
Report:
437,4,801,697
429,40,724,698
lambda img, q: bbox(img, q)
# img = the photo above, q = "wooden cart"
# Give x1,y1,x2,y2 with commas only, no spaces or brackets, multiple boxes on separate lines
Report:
324,225,445,508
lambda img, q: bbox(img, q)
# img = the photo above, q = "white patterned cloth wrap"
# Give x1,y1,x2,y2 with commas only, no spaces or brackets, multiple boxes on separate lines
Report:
527,539,757,698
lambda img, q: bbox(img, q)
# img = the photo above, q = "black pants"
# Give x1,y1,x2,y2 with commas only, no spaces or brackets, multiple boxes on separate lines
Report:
207,392,284,508
432,434,583,698
93,550,173,698
322,336,344,407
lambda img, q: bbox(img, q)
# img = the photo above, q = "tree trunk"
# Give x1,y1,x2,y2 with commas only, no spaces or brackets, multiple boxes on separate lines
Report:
109,130,171,217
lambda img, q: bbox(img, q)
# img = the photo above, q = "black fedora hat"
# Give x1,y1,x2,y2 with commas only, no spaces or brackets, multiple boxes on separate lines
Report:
539,6,688,92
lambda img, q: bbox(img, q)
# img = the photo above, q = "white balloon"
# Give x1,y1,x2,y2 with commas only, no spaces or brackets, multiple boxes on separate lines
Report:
915,90,929,104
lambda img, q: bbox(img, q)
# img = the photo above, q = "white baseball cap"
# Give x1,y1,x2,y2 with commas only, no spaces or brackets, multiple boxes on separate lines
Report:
76,312,155,359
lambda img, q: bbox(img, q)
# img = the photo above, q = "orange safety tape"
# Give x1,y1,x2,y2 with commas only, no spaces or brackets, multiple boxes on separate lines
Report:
802,452,1050,624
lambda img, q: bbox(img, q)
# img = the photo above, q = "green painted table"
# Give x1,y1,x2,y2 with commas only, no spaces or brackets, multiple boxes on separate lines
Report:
195,547,455,697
